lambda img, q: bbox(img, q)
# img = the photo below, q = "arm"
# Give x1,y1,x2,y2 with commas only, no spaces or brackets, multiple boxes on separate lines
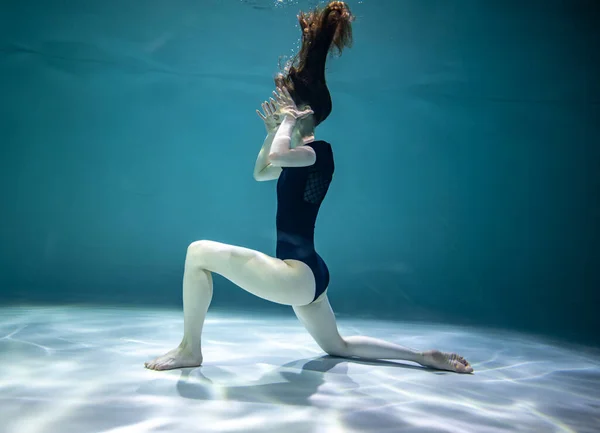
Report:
253,88,315,179
253,131,282,181
268,115,316,168
253,98,283,181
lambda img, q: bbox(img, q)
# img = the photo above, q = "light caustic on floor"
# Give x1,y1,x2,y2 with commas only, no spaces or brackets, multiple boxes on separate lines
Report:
0,306,599,433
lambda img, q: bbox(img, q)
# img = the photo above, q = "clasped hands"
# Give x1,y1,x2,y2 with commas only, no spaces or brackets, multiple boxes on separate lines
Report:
256,87,313,133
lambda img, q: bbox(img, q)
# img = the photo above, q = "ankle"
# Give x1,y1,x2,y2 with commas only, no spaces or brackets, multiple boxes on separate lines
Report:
413,351,426,364
179,339,201,355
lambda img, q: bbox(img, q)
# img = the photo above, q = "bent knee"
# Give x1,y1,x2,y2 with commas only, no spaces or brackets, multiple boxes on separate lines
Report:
188,240,212,254
187,240,205,260
186,240,221,268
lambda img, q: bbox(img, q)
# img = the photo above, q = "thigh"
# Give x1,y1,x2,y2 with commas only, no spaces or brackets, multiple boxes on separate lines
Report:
292,295,347,356
188,240,316,306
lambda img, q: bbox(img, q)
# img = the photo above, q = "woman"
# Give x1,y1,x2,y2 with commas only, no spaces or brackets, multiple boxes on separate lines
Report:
145,1,473,374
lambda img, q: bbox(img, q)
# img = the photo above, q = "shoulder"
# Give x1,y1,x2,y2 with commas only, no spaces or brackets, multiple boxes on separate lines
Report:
307,140,332,152
308,139,331,147
307,140,334,170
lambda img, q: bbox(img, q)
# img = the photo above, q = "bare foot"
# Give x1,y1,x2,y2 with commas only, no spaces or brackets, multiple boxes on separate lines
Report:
144,345,203,371
420,349,473,373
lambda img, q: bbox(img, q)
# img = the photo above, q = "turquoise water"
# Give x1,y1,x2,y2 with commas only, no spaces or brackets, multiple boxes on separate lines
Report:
1,0,599,348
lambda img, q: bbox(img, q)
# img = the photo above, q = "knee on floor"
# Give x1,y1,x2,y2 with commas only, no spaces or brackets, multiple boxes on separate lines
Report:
320,340,349,358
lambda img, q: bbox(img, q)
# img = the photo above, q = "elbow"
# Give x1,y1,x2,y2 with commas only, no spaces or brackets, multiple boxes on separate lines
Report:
253,170,269,182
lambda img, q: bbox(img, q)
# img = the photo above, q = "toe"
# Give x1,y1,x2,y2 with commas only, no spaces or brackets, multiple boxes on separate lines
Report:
453,361,466,373
456,361,473,373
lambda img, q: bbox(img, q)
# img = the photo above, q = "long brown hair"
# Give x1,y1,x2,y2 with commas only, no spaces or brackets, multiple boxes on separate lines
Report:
275,1,354,126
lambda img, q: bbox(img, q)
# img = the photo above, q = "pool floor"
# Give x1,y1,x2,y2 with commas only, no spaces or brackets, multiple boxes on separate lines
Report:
1,306,598,433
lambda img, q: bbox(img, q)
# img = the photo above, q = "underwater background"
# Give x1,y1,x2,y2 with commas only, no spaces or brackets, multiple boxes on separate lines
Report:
1,0,598,345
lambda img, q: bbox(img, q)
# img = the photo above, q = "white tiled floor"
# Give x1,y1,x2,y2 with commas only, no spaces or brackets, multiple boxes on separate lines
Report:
1,306,598,433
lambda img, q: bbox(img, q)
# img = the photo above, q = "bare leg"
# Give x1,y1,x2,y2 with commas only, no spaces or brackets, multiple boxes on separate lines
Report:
145,240,472,373
144,267,212,370
293,295,473,374
145,240,316,371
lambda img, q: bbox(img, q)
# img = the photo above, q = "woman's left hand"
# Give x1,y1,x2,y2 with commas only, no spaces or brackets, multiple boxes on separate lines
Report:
273,87,313,120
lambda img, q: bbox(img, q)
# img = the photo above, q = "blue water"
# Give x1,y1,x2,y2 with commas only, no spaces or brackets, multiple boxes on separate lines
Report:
0,0,598,346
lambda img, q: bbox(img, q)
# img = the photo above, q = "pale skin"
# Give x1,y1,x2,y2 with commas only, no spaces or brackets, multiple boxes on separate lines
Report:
145,87,473,374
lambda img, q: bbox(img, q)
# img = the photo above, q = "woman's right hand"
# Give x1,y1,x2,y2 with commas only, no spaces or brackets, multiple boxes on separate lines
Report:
256,98,281,133
273,87,313,120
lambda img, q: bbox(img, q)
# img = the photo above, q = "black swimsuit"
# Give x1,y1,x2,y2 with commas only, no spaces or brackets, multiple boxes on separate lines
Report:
275,140,334,303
